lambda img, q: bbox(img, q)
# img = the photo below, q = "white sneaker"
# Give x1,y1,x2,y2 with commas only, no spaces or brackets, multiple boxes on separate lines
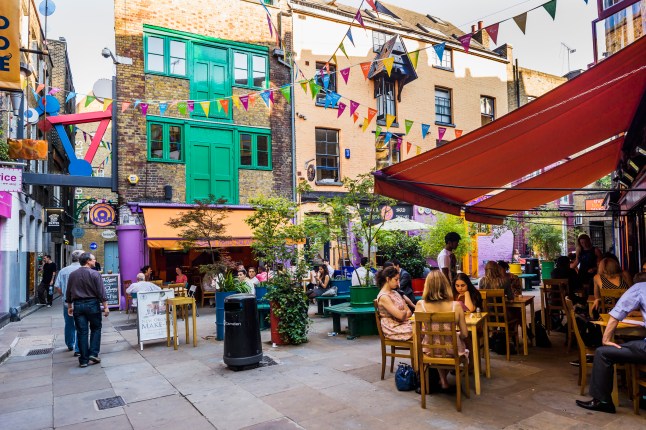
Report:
46,305,51,308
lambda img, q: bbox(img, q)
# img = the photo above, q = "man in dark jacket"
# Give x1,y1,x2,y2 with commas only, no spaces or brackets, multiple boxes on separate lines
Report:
392,259,416,305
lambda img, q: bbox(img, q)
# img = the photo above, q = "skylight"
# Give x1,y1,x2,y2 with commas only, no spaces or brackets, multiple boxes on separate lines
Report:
417,24,446,37
426,15,448,26
365,9,399,24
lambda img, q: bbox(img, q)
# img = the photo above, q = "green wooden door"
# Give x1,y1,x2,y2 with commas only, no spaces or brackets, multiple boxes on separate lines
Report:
192,44,229,120
186,127,236,203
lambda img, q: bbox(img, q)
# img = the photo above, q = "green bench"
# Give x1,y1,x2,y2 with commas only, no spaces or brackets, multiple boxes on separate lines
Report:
325,302,378,338
314,294,350,316
257,302,270,331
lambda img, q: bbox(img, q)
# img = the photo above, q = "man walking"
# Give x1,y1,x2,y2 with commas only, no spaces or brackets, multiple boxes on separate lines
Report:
438,232,461,285
54,250,84,356
38,255,57,307
576,282,646,413
66,253,109,368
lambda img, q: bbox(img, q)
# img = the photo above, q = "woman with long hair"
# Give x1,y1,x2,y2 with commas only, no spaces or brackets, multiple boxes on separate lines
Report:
479,261,514,301
571,233,603,294
375,266,412,341
592,257,632,312
452,273,482,313
306,265,330,300
415,270,468,392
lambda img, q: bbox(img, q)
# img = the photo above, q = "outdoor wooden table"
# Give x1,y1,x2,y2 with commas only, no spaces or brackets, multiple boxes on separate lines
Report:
518,274,537,291
593,314,645,406
507,295,535,355
165,296,197,350
411,312,491,396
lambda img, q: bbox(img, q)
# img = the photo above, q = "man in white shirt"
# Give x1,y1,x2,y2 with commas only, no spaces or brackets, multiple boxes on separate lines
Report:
351,257,375,286
126,273,161,306
324,259,335,279
437,232,461,284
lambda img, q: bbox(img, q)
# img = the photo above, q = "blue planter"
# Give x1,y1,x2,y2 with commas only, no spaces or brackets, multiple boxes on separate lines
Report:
216,291,238,341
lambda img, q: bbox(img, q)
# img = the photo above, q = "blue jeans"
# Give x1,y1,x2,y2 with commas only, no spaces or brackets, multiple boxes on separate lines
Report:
63,305,78,352
73,299,102,364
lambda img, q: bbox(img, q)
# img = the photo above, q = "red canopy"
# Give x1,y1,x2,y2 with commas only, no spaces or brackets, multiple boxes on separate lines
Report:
374,37,646,224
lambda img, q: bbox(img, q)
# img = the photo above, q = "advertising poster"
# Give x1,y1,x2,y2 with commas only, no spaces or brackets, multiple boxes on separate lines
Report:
136,289,175,348
0,1,21,91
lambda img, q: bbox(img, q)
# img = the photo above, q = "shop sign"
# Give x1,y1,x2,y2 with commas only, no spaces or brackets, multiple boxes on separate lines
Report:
0,167,22,192
360,203,413,225
0,191,11,218
101,230,116,239
585,199,606,211
101,273,121,309
45,207,63,232
89,203,116,226
0,1,21,92
72,227,85,238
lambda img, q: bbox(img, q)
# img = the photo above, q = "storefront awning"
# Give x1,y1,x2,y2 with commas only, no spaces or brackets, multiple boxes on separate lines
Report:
374,36,646,225
142,207,255,250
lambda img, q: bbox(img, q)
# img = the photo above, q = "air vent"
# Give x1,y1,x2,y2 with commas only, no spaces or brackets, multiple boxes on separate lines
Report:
26,348,54,356
96,396,126,410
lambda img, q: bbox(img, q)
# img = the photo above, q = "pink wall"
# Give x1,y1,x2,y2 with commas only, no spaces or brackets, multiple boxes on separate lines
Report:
477,230,514,275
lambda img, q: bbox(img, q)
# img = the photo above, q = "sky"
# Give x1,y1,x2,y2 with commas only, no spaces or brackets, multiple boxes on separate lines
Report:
44,0,599,94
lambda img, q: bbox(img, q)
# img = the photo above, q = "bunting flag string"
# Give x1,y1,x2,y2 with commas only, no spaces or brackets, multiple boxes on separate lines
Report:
158,102,167,116
382,57,394,77
346,28,355,47
458,34,472,53
405,119,414,135
433,42,446,62
421,123,431,139
337,101,346,118
349,100,360,117
407,51,419,69
513,12,528,34
385,114,395,129
220,99,230,115
484,23,499,45
438,127,447,141
280,85,291,103
340,67,350,84
85,96,95,107
360,62,371,80
543,0,557,20
455,129,463,138
199,101,210,117
367,108,377,123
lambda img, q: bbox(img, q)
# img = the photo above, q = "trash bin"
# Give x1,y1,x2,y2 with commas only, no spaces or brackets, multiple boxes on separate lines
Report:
223,293,262,370
525,258,541,287
541,261,555,280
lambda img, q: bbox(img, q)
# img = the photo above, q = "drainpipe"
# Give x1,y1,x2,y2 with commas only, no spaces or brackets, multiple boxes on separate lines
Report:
514,59,521,109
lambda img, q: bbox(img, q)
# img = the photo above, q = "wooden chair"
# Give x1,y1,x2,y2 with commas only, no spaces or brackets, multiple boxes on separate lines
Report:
201,286,215,308
541,279,568,334
631,363,646,414
151,280,163,287
373,299,413,379
565,297,596,395
483,289,518,361
599,288,624,314
123,280,132,313
413,311,470,412
167,283,187,297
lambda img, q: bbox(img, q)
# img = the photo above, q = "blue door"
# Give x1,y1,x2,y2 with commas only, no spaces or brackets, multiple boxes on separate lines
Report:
104,242,119,274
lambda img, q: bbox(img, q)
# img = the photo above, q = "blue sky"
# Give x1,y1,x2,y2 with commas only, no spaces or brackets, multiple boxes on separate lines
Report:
45,0,598,94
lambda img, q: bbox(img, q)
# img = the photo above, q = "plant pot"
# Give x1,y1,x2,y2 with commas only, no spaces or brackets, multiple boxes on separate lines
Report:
411,278,425,296
330,279,351,295
269,302,287,345
215,291,237,341
350,285,379,308
509,263,522,275
540,261,555,280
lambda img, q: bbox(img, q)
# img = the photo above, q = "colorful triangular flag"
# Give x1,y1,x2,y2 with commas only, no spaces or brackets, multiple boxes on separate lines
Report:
543,0,557,20
219,99,229,115
140,103,148,116
455,129,463,138
360,62,371,80
416,146,421,155
366,0,377,11
355,10,365,28
239,95,249,111
405,119,414,135
385,114,395,129
134,99,141,108
187,100,194,112
48,87,60,95
376,126,382,138
309,81,322,100
323,73,330,90
384,132,392,144
438,127,447,141
346,28,355,47
158,102,167,116
249,93,257,107
85,96,95,107
260,90,272,107
350,100,360,117
340,68,350,84
103,98,113,111
337,102,346,118
200,101,210,117
339,42,349,60
408,51,419,69
458,34,473,53
485,23,500,45
361,118,370,132
352,111,359,123
324,92,341,109
383,57,394,77
280,85,291,103
406,142,412,154
177,101,187,114
65,91,76,103
231,95,241,110
36,83,45,93
300,80,308,94
513,12,527,34
434,42,446,62
367,108,377,123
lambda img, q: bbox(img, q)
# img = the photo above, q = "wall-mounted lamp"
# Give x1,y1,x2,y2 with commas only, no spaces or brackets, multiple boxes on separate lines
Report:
101,47,133,65
296,112,307,120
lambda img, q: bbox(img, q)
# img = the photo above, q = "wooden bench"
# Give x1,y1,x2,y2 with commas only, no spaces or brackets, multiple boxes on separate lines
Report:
314,294,351,316
325,302,378,338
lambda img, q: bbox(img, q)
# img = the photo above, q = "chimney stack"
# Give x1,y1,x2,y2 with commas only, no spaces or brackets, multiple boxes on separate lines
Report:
473,21,490,50
471,24,477,34
478,21,484,31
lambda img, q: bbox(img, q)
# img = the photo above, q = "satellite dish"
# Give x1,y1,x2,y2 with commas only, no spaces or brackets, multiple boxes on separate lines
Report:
25,108,40,124
39,0,56,16
92,79,112,103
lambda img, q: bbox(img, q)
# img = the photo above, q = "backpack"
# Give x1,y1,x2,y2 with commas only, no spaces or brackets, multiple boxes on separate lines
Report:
533,311,552,348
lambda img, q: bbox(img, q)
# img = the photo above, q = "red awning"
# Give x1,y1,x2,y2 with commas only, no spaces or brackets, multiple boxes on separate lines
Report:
374,36,646,224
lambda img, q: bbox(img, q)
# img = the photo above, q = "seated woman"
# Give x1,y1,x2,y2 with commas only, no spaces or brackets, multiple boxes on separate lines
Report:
375,266,412,341
592,257,632,313
415,270,468,392
498,261,522,297
479,261,514,301
306,265,330,300
452,273,482,313
175,267,188,285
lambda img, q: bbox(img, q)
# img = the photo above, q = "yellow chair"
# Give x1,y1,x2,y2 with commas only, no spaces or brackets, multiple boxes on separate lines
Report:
483,289,518,361
599,288,624,314
541,279,568,334
151,280,163,287
123,280,132,313
565,297,596,395
414,311,470,412
373,299,413,379
631,363,646,414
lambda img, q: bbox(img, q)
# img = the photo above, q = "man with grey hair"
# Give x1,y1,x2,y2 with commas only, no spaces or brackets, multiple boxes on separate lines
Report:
126,273,161,307
55,250,84,355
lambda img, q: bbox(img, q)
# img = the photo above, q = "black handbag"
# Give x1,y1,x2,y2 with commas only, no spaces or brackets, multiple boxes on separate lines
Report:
395,362,418,391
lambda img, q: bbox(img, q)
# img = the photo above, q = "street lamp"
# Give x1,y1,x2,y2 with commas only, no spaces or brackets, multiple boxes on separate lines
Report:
9,62,35,138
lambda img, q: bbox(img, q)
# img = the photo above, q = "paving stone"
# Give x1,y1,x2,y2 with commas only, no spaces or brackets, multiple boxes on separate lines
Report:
241,417,304,430
53,388,124,428
56,414,134,430
261,386,346,422
125,393,213,429
0,388,53,415
297,406,390,430
112,374,178,403
503,410,581,430
99,349,146,367
0,405,53,430
104,361,159,383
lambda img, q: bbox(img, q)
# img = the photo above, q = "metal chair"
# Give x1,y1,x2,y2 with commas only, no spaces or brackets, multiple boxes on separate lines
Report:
414,311,470,412
373,299,413,380
127,292,137,321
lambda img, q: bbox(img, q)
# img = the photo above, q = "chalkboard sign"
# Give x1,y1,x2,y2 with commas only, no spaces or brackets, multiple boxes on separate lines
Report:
101,273,121,309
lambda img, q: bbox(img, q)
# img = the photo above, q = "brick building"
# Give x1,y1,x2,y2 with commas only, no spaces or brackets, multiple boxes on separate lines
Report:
113,0,294,284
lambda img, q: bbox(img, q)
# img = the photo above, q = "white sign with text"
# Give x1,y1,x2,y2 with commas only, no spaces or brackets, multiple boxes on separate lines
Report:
0,167,22,192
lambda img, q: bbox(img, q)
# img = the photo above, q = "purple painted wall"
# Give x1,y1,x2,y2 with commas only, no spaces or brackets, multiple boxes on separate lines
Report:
116,224,146,308
477,230,514,275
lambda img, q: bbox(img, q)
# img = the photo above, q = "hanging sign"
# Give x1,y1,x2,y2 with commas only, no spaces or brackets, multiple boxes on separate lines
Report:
0,167,22,192
89,203,116,226
45,208,63,232
0,1,21,91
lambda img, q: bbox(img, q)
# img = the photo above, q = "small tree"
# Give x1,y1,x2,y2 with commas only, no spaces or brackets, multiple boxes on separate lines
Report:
245,195,329,344
320,172,395,286
527,219,563,260
376,231,427,278
165,195,234,276
422,213,471,262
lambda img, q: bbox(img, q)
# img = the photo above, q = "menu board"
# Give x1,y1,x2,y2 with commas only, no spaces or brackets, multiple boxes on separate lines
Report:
101,274,121,309
136,289,175,349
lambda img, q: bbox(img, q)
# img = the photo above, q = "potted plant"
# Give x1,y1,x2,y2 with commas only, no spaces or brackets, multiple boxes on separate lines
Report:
212,271,253,340
245,195,328,345
377,230,428,295
320,172,396,307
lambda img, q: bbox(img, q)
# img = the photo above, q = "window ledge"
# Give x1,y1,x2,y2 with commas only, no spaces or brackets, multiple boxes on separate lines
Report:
315,181,343,187
376,120,399,128
147,159,185,164
144,70,189,80
434,121,456,128
239,166,272,171
432,65,454,72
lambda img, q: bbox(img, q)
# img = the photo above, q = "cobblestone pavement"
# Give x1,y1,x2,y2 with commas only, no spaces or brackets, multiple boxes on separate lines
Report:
0,294,644,429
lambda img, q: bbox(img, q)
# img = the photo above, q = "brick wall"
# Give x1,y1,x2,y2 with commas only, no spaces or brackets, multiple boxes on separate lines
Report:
114,0,293,204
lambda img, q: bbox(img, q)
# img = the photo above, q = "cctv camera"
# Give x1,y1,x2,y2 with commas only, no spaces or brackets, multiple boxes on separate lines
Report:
101,48,112,59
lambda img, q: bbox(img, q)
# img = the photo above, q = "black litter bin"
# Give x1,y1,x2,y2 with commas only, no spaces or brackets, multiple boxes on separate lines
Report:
525,258,541,287
223,293,262,370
